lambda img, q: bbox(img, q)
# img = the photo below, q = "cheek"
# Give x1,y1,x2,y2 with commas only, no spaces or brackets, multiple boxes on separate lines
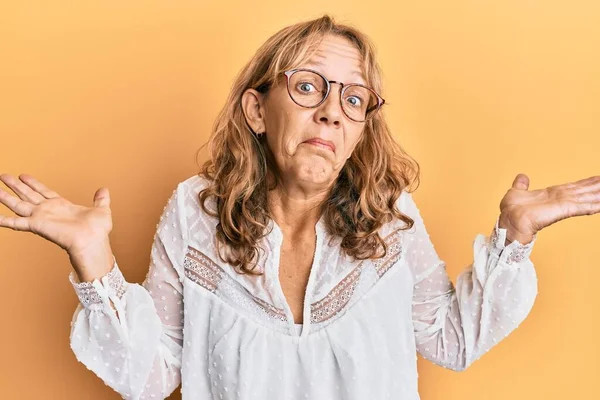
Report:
345,129,364,154
272,112,312,149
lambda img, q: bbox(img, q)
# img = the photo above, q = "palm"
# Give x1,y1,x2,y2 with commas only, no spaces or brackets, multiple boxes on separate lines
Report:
0,174,113,253
499,174,600,237
27,197,112,251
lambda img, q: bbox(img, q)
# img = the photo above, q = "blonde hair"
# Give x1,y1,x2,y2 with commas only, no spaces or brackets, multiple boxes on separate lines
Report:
197,14,420,274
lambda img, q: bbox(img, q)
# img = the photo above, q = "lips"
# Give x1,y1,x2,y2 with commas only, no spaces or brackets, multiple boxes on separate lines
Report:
303,138,336,152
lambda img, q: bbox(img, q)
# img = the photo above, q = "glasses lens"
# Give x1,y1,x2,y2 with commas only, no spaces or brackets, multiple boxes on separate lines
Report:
287,70,382,121
342,85,379,122
288,70,328,107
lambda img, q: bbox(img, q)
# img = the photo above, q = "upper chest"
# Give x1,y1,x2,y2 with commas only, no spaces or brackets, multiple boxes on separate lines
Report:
279,235,316,272
277,235,317,320
182,220,409,333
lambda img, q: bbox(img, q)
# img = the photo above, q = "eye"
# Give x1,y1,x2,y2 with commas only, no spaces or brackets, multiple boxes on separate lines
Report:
297,82,317,93
345,95,363,108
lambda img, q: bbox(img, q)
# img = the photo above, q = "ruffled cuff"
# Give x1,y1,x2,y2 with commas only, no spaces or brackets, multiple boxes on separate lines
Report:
489,217,537,265
69,256,128,309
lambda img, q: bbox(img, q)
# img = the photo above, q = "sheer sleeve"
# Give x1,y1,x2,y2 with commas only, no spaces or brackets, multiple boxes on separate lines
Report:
68,183,188,399
402,191,539,371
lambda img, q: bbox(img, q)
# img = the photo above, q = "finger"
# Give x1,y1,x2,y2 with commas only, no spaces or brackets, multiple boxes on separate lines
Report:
572,190,600,216
19,174,61,199
0,187,35,217
93,187,110,208
512,173,530,190
570,175,600,195
572,175,600,185
576,201,600,216
0,214,31,231
0,174,46,205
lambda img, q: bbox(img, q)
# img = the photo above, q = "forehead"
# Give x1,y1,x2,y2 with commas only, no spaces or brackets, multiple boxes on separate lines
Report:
300,35,366,85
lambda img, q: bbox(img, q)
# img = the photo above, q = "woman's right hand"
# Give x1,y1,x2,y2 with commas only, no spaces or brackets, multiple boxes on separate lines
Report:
0,173,113,255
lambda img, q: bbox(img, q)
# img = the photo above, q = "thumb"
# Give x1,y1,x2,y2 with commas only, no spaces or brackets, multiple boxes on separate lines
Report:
511,173,530,191
93,187,111,208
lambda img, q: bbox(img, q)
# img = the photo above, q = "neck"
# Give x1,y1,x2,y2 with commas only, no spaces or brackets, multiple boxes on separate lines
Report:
267,182,330,238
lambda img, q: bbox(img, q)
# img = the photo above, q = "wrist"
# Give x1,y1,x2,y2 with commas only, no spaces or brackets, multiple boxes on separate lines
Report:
498,214,536,246
68,239,114,282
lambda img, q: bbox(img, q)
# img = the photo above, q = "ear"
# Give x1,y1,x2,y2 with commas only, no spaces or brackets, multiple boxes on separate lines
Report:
241,88,266,134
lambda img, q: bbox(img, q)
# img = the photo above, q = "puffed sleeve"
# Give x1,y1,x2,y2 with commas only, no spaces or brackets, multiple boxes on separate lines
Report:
68,182,188,399
401,191,538,371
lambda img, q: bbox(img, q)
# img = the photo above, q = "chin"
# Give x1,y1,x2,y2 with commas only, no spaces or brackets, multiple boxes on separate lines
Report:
296,162,335,185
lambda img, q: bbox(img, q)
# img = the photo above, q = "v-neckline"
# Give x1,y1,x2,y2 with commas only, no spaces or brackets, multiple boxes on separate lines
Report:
265,215,326,337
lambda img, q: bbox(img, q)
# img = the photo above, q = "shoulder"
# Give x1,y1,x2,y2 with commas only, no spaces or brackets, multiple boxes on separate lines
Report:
395,189,417,213
177,173,212,196
173,173,219,244
172,174,215,211
394,189,422,225
376,189,418,238
164,174,213,217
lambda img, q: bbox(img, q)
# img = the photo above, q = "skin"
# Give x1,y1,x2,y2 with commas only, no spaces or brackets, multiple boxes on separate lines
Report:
240,34,600,249
0,35,599,302
241,34,371,322
241,34,368,240
237,34,600,322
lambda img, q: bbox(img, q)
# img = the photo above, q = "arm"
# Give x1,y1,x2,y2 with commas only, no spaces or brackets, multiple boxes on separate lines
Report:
403,191,538,371
69,183,188,399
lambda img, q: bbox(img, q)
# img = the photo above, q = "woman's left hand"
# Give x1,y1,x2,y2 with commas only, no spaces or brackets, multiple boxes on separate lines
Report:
498,173,600,245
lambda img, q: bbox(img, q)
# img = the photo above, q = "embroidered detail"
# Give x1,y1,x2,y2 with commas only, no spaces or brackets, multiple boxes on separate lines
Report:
310,263,362,324
184,246,289,324
373,229,403,277
489,222,507,250
504,243,535,265
251,296,288,322
183,249,222,292
489,221,536,265
70,264,127,308
310,228,404,324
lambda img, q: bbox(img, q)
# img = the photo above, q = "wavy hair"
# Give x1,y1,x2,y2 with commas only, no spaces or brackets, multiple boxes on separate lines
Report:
196,15,420,274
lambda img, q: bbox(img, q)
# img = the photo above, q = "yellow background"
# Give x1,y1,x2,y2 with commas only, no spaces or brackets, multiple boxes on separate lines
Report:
1,1,599,399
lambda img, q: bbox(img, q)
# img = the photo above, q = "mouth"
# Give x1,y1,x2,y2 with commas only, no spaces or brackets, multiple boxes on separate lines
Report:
302,138,336,153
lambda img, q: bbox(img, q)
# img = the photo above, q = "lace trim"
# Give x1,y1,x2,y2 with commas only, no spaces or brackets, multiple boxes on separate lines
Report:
373,229,403,277
184,246,289,324
489,221,536,265
69,263,127,308
310,263,362,324
310,228,404,324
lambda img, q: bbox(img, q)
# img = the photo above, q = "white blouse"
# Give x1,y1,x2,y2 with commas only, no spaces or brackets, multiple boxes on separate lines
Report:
69,174,538,400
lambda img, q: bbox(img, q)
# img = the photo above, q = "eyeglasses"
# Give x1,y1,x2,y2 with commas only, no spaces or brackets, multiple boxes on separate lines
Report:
282,68,385,122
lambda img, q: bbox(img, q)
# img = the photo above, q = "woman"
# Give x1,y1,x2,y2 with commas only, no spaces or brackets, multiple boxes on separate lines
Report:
0,15,599,400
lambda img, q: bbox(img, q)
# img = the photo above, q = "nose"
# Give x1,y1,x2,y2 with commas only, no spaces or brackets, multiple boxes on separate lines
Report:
314,83,343,127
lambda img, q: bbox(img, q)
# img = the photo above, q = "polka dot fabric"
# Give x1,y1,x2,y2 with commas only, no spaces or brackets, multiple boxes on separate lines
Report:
69,175,538,399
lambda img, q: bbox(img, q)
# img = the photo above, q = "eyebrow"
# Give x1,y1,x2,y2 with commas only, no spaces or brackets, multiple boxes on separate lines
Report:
303,60,367,84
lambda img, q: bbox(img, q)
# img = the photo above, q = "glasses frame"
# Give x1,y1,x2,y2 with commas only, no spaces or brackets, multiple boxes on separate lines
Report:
283,68,385,123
